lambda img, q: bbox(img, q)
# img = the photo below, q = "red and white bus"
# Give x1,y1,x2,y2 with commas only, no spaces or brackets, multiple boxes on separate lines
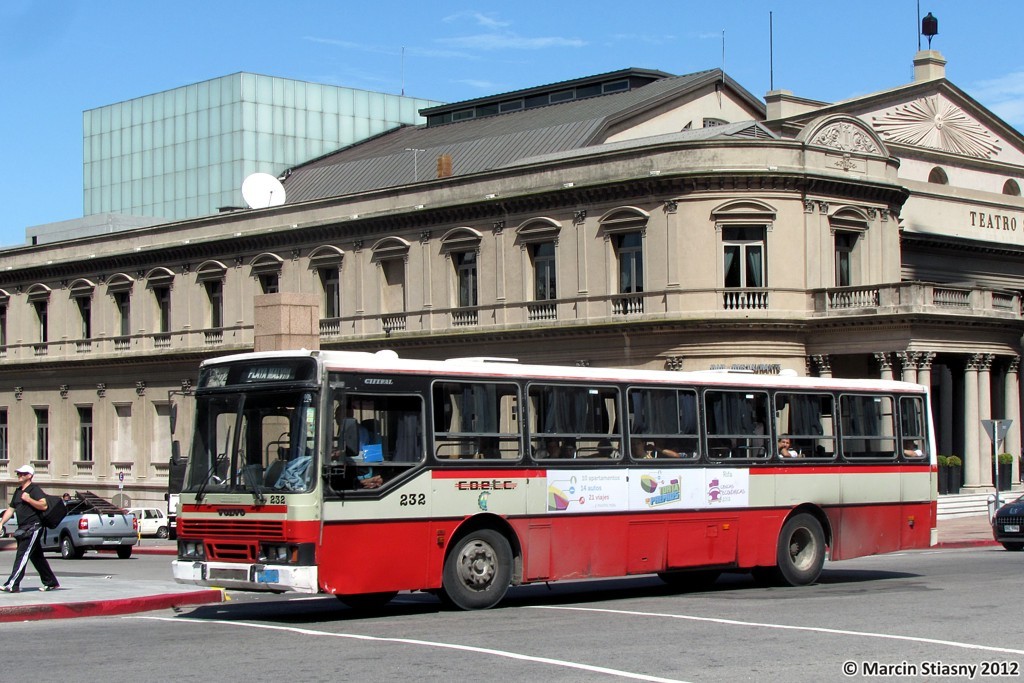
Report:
172,349,936,609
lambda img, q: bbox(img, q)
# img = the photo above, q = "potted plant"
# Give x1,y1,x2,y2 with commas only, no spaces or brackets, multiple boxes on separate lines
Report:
995,453,1013,491
946,455,962,495
937,455,949,495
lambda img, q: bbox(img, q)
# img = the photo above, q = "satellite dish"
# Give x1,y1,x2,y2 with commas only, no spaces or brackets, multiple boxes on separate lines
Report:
242,172,287,209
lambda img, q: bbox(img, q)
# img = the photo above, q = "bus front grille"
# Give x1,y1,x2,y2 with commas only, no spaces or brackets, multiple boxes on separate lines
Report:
180,518,286,541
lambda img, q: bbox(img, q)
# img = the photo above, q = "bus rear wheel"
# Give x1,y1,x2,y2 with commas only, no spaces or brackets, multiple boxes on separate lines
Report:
768,512,825,586
442,529,512,610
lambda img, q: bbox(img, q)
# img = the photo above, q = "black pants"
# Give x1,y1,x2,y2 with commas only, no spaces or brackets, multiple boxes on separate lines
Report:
4,526,58,589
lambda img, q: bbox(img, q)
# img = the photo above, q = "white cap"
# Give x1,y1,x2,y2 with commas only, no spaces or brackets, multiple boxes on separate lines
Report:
15,464,34,476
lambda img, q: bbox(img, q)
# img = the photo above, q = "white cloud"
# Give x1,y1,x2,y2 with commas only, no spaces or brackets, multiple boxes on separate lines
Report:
303,36,472,60
442,11,510,29
455,78,499,90
439,33,586,50
972,70,1024,128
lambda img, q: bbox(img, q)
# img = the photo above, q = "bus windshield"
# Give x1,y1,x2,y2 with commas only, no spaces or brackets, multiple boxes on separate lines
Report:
185,389,318,497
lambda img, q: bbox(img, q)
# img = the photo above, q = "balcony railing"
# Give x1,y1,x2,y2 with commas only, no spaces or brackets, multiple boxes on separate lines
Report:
113,336,131,351
451,309,479,327
815,282,1021,319
612,294,645,316
382,315,407,333
722,288,769,310
527,302,557,321
203,329,224,345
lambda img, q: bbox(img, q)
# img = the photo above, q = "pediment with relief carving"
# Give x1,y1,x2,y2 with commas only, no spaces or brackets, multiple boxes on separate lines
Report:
799,115,888,158
871,95,1001,159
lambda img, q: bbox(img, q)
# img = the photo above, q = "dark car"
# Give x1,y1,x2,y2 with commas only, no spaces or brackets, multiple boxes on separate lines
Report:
992,494,1024,551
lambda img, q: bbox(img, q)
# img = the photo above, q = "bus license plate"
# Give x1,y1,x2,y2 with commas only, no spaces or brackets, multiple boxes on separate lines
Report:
1005,524,1020,533
256,569,279,583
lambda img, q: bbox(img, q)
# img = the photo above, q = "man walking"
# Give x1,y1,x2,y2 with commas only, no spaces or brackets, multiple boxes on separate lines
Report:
0,464,59,593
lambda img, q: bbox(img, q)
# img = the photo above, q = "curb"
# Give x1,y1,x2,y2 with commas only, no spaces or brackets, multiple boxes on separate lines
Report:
935,539,1000,549
0,588,223,623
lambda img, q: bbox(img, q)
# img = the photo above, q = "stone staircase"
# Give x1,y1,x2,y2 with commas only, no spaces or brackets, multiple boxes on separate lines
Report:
938,487,1021,520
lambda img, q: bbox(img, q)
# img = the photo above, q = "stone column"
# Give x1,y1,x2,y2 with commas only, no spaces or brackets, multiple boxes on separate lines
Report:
978,354,994,487
811,354,832,378
896,351,920,383
874,352,893,381
916,351,935,389
964,355,981,488
1005,356,1021,483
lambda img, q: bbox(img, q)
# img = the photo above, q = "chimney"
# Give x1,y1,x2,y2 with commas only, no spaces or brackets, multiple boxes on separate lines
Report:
437,154,452,178
913,50,946,82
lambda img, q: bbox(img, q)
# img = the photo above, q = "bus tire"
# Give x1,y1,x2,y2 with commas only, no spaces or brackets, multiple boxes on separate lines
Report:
442,529,512,610
336,591,398,610
773,512,825,586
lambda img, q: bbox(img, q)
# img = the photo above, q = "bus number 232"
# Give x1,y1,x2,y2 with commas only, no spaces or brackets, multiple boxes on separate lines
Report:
400,493,426,506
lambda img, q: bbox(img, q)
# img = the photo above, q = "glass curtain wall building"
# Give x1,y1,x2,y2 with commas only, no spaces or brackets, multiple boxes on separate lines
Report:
82,73,441,221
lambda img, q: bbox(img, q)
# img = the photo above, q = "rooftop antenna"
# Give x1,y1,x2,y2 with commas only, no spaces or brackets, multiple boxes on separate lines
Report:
401,46,405,96
769,11,774,91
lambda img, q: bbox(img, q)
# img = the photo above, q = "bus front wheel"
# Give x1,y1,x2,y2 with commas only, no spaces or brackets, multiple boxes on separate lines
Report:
770,512,826,586
442,529,512,610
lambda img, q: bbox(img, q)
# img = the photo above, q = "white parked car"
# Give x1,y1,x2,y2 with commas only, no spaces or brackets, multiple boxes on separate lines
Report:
127,507,170,538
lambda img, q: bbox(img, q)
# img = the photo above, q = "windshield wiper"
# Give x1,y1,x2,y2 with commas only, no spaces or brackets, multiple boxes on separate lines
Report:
195,454,227,504
241,464,266,506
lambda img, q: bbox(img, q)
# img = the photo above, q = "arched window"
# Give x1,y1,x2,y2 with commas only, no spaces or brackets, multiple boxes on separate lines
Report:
928,167,948,185
1003,179,1021,196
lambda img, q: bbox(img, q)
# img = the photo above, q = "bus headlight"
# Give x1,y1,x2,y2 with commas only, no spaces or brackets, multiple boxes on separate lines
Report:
259,543,296,564
178,540,206,560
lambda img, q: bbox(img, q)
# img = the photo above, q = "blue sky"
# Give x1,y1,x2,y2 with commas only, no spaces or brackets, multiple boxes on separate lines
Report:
2,0,1023,247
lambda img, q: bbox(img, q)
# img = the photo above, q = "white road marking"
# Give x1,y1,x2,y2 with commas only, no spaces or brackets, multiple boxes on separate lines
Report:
529,606,1024,656
131,615,690,682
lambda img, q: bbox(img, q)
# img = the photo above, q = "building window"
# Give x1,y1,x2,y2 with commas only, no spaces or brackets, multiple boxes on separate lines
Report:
318,268,340,319
1004,179,1021,196
834,231,859,287
204,280,223,328
0,306,6,347
78,406,94,462
33,301,48,343
616,233,644,294
35,407,49,462
723,226,765,288
76,296,92,339
0,408,7,461
455,251,478,307
704,117,728,127
532,242,557,301
380,259,406,314
153,285,171,333
258,273,279,294
114,291,131,337
114,404,131,462
928,167,949,184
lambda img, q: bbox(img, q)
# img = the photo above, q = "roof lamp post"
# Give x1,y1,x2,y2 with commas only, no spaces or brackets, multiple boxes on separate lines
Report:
922,12,938,49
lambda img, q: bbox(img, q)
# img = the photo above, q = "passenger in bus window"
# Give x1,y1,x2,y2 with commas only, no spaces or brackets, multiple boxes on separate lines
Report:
651,440,682,458
778,438,801,458
631,439,650,459
545,439,562,458
903,440,924,458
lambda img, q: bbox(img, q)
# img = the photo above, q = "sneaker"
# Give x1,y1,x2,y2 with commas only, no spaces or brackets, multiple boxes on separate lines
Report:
1,585,19,593
39,585,59,592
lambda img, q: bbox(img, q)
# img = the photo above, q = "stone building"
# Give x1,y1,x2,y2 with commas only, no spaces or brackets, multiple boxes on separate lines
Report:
0,57,1020,506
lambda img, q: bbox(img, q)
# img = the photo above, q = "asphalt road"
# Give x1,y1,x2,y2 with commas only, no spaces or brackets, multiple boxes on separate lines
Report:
4,546,1023,682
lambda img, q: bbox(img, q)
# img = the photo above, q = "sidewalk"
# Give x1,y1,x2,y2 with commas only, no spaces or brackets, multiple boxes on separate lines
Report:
0,514,998,622
0,539,221,623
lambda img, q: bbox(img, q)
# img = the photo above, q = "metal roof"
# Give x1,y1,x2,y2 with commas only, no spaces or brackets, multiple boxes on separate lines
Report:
282,68,767,204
